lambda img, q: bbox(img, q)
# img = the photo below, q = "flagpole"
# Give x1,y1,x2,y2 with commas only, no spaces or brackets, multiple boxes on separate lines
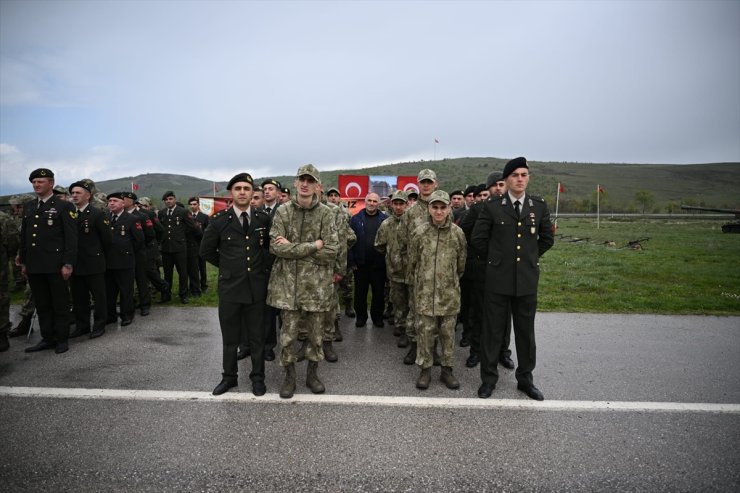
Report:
555,182,561,229
213,182,216,197
434,140,437,161
131,181,134,193
597,184,600,229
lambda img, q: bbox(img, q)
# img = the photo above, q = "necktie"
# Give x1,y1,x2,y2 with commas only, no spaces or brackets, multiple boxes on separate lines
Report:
111,214,117,225
168,208,172,217
264,206,271,215
37,200,43,210
241,211,249,234
514,200,521,218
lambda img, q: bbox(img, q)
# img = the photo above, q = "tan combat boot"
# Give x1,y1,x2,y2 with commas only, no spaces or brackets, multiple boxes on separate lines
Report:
306,361,326,394
440,366,460,389
279,364,296,399
323,340,338,363
295,339,308,362
416,367,431,390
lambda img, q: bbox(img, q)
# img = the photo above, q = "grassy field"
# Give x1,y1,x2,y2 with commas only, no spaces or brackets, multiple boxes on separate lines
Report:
8,219,739,315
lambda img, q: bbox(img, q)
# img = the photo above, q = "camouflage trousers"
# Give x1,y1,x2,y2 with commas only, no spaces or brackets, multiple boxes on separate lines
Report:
389,280,409,334
280,309,325,366
416,314,456,369
337,268,353,309
0,247,10,333
19,284,35,318
300,284,337,343
404,283,417,342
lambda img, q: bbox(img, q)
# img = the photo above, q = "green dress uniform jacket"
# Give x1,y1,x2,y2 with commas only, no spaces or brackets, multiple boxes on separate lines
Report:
20,196,78,273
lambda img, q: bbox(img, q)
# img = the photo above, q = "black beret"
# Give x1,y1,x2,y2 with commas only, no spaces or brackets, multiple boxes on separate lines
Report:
261,179,281,189
227,172,254,190
123,191,137,201
474,184,487,196
29,168,54,181
463,185,477,196
107,192,125,200
69,181,92,194
162,190,175,200
486,171,505,189
502,157,528,180
253,185,263,192
449,190,464,198
281,187,290,194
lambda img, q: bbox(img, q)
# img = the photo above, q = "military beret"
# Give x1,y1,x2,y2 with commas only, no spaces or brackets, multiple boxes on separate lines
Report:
69,181,92,194
261,179,281,189
53,185,69,195
486,171,505,189
463,185,477,196
162,191,175,200
29,168,54,181
123,191,137,201
502,157,528,179
417,169,436,182
474,184,487,196
428,190,450,205
253,185,263,192
281,187,291,194
449,190,463,198
296,163,320,182
227,172,254,190
107,192,125,200
390,190,408,202
327,187,340,196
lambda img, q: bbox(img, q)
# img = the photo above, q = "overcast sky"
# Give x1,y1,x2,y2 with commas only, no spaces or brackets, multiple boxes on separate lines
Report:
1,0,738,194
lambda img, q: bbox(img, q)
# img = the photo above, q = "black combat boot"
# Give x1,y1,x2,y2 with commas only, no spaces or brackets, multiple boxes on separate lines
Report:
403,342,417,365
306,361,325,394
333,318,342,342
416,367,431,390
279,364,296,399
440,366,460,389
323,341,338,363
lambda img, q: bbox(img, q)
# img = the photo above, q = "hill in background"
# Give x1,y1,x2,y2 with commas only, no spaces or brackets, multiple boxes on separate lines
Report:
3,159,738,213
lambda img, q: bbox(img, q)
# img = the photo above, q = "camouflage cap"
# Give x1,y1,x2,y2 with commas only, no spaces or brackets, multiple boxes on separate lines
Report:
53,185,69,195
417,169,437,182
326,187,340,196
8,195,22,205
390,190,408,202
138,197,152,206
428,190,450,205
122,191,137,201
296,163,320,183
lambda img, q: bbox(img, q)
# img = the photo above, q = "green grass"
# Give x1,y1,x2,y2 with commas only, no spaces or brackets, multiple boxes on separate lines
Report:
9,219,739,315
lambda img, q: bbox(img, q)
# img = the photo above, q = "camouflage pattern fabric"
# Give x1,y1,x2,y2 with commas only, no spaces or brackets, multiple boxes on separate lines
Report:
389,280,409,334
416,315,457,369
279,309,325,366
374,213,405,283
0,220,10,335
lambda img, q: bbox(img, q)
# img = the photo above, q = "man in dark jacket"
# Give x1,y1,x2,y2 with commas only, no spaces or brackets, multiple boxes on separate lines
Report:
68,181,112,339
471,157,554,401
19,168,78,354
188,197,209,295
349,192,388,328
200,173,272,397
158,191,195,304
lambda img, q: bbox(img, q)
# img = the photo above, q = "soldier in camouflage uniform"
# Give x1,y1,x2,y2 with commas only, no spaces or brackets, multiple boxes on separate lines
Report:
397,168,440,365
327,187,355,317
267,164,339,399
0,211,18,351
408,191,466,390
374,190,410,348
8,195,28,291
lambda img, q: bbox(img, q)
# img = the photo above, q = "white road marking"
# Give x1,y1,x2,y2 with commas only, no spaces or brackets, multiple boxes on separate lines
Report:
1,386,739,413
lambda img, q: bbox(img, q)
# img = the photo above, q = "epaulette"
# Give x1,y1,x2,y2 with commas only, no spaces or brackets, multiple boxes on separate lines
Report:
211,209,228,219
254,209,267,216
530,195,545,203
486,195,504,203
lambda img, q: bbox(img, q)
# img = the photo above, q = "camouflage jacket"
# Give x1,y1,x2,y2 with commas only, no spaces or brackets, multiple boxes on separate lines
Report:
324,200,356,276
0,211,20,257
398,196,431,284
374,213,405,283
408,214,466,316
267,195,339,312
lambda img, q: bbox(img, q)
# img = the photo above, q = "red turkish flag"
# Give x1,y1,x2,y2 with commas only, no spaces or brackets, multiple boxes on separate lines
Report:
396,176,420,194
338,175,369,199
558,183,566,193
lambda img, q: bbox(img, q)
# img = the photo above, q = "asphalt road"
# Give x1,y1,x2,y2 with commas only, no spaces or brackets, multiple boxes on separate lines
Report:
1,306,738,492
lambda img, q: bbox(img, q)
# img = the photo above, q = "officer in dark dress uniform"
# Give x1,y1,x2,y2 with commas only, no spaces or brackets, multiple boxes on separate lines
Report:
138,197,170,302
158,191,195,304
68,181,112,339
471,157,554,401
20,168,78,354
123,192,153,316
200,173,272,397
188,197,210,294
105,193,145,326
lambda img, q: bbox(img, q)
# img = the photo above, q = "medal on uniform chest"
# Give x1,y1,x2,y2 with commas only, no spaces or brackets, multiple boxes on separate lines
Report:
121,225,126,236
84,220,89,233
48,217,53,226
529,212,536,234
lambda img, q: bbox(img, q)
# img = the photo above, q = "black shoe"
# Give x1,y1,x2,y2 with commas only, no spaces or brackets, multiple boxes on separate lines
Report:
0,334,8,352
25,340,56,353
180,296,189,304
68,327,89,338
237,347,250,360
140,306,150,316
372,321,384,328
90,328,105,339
191,291,201,298
120,318,133,327
212,379,237,396
499,356,515,370
55,342,69,354
252,381,266,396
355,319,366,328
478,383,495,399
105,317,118,325
8,316,32,337
459,336,470,348
158,291,172,303
465,353,480,368
517,383,544,401
345,308,356,318
264,348,275,361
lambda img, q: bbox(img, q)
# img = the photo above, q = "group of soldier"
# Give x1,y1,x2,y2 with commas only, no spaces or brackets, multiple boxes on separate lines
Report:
1,157,554,402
